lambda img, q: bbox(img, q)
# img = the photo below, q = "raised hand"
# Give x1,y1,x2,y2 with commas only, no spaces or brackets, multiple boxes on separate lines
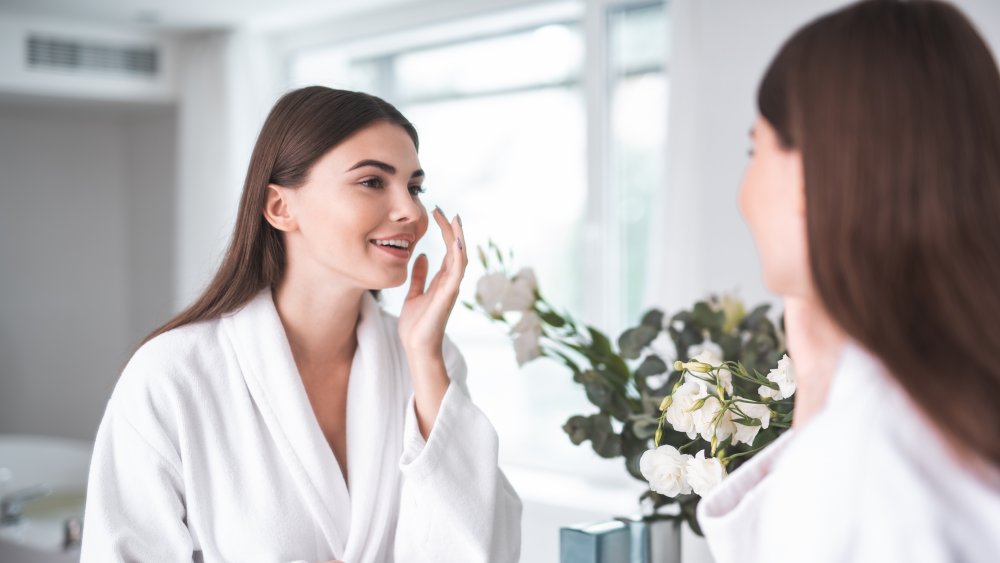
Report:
397,206,468,438
398,206,468,358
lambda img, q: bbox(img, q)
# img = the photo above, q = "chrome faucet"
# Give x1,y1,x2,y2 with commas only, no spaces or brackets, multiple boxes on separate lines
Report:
1,483,51,525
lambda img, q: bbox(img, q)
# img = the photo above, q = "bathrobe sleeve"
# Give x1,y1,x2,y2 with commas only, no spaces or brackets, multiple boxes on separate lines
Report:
81,357,196,562
394,338,523,563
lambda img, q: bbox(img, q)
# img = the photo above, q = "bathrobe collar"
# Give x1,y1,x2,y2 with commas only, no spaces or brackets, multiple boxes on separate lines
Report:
222,289,408,559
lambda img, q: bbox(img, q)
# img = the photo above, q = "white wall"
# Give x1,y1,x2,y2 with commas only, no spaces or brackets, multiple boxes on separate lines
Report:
654,0,1000,314
0,101,176,441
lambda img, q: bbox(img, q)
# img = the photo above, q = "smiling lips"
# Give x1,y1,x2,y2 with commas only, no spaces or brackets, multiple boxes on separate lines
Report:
370,236,414,259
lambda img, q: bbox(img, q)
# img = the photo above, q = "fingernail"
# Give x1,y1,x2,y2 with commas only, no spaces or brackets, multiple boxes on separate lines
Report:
434,205,443,216
457,238,464,251
457,214,463,226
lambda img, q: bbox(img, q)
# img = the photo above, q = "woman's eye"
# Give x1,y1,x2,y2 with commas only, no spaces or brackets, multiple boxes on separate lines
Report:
409,185,426,196
360,177,384,189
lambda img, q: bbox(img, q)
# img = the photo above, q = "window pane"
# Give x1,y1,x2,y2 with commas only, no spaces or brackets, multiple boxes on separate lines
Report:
609,2,668,324
289,49,381,92
392,24,582,101
374,87,607,474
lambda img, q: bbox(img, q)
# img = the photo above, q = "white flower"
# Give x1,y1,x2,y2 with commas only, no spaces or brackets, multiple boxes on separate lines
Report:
665,379,705,439
687,340,723,363
500,268,537,312
686,450,727,496
640,445,693,497
731,400,772,446
758,354,796,400
510,311,543,366
690,395,736,443
475,273,510,313
688,342,733,395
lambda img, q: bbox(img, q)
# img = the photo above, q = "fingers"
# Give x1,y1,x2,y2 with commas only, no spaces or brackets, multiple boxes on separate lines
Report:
450,213,468,274
424,206,468,299
407,254,429,300
432,206,455,249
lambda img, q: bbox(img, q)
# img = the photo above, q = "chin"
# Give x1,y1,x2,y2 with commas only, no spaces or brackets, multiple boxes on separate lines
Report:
372,273,408,290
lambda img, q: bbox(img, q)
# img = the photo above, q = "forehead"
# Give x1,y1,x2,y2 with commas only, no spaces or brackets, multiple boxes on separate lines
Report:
323,121,420,170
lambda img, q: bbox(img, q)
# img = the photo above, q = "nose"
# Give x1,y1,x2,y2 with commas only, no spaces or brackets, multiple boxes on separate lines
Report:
388,184,424,223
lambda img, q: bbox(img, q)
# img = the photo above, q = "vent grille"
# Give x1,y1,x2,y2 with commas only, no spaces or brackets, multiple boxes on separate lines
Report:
27,35,158,76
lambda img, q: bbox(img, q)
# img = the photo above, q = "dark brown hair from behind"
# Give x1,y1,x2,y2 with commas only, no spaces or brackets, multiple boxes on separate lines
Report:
758,0,1000,467
143,87,418,344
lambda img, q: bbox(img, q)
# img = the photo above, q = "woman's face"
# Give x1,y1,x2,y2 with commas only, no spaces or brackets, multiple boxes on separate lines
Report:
739,115,813,297
269,121,429,291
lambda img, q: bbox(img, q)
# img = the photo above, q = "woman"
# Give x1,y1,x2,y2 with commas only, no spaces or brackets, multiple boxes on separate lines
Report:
81,87,522,562
698,1,1000,561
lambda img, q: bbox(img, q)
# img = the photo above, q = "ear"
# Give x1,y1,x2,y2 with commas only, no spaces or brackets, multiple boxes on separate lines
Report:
263,184,298,232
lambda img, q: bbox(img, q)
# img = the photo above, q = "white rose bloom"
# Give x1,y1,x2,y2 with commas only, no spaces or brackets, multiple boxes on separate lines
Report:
731,400,772,446
511,311,543,366
759,354,796,400
475,273,510,313
690,395,736,443
688,342,733,395
501,268,538,312
686,450,727,497
639,445,693,497
687,340,723,363
665,379,705,439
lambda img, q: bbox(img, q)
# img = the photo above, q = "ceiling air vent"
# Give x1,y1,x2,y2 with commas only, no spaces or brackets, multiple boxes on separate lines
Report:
26,35,158,77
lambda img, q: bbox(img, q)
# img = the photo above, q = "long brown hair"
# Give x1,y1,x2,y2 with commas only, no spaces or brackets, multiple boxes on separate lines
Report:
144,86,418,344
759,0,1000,467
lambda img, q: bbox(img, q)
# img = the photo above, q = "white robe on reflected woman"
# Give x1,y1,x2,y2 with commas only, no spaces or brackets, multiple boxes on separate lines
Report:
698,343,1000,563
81,289,522,563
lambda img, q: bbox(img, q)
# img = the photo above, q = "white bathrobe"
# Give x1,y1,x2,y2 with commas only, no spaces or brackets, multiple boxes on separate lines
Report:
81,289,522,563
698,343,1000,562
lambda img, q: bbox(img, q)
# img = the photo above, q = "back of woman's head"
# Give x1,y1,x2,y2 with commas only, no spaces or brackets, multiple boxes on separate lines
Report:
758,0,1000,467
144,87,417,344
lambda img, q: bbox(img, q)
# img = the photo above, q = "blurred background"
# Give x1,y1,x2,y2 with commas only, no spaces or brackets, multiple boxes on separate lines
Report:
1,0,998,561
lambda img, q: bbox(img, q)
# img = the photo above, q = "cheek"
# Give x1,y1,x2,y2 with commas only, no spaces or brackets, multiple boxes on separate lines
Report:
741,159,805,294
739,161,766,234
414,210,430,242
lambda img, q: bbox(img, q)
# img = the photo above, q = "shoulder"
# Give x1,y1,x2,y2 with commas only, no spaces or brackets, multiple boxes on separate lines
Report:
756,383,969,561
110,318,228,428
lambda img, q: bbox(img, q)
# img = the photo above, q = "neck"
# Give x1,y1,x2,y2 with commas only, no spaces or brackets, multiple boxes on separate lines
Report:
272,272,366,376
785,295,849,430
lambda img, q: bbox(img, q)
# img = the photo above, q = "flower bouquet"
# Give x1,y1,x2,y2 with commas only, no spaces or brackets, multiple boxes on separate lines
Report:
468,243,795,533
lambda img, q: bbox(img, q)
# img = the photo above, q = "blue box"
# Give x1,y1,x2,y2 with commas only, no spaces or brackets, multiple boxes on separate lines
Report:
559,520,630,563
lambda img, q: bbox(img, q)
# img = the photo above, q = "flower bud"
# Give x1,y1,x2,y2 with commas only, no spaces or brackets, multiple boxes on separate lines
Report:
659,395,673,411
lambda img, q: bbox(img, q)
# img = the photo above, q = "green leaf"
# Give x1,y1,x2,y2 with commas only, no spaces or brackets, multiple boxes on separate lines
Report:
588,414,622,458
562,415,591,445
622,424,651,480
539,310,567,328
605,393,634,422
636,355,668,377
582,372,613,410
588,327,613,358
640,309,665,329
691,302,725,331
618,325,659,359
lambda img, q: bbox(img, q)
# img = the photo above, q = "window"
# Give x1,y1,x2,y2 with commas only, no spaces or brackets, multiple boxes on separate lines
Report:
288,0,667,485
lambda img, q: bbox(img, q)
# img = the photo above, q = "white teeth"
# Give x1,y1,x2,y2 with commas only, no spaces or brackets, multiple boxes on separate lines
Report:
374,239,410,249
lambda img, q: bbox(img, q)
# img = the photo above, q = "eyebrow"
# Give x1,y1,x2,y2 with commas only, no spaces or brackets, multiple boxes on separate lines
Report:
347,159,424,179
